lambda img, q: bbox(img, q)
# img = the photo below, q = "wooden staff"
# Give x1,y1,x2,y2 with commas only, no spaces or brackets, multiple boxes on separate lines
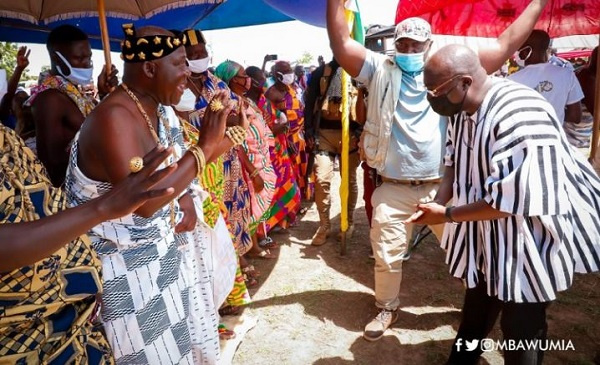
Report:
97,0,112,76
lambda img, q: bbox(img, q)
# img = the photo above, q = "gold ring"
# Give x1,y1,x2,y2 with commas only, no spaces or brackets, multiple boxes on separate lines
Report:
209,99,224,112
129,156,144,173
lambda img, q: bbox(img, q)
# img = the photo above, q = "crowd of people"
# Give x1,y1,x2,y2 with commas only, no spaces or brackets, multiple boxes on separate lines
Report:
1,0,599,363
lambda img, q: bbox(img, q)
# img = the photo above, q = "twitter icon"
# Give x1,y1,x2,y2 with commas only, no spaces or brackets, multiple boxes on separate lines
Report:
466,339,479,351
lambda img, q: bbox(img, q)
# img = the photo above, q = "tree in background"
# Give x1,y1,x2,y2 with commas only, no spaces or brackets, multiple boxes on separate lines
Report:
0,42,35,81
296,51,314,65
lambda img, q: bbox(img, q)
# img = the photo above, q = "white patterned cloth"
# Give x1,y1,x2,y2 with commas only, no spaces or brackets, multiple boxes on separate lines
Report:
65,105,233,364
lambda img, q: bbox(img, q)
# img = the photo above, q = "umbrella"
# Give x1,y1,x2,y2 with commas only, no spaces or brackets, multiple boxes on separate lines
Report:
0,0,224,64
395,0,600,38
196,0,293,30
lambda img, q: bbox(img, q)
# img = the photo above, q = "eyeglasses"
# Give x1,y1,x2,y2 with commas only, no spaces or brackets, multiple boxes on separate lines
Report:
426,74,464,98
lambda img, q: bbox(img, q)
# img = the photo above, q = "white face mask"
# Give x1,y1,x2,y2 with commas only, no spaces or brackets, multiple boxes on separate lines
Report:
188,56,210,74
174,88,196,112
278,72,295,85
514,46,532,68
55,51,93,86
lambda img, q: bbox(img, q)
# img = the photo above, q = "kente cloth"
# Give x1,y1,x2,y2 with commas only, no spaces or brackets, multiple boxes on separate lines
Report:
65,106,224,364
242,98,277,234
276,85,313,200
177,121,238,314
180,119,225,229
184,73,251,305
0,126,112,364
186,71,252,253
225,261,252,307
26,72,95,118
186,71,235,130
179,120,250,308
258,95,301,230
223,147,253,256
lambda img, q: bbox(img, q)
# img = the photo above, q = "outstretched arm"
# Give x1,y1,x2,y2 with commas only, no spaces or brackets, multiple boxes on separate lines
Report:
0,147,175,273
80,91,232,218
478,0,548,74
326,0,366,77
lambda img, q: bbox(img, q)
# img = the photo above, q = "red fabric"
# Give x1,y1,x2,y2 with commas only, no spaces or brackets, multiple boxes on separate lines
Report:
395,0,600,38
557,50,593,59
362,162,376,227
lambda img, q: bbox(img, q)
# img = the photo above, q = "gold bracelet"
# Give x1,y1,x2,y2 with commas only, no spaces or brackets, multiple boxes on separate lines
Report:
188,145,206,177
225,125,246,146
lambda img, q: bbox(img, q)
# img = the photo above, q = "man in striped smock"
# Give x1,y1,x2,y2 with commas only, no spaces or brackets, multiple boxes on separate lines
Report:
325,0,549,342
410,44,600,365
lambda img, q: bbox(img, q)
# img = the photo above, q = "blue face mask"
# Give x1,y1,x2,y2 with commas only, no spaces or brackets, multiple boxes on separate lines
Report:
394,52,425,73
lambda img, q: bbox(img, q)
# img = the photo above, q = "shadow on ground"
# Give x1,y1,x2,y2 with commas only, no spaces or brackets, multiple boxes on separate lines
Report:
246,289,461,333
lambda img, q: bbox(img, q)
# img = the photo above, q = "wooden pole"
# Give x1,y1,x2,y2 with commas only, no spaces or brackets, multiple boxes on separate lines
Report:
590,35,600,163
97,0,112,74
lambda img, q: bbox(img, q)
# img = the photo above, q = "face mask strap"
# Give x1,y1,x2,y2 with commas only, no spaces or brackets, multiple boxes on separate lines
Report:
55,51,72,77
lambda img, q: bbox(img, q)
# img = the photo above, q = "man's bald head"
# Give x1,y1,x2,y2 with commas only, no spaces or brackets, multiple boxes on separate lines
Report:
424,44,491,116
273,61,292,75
424,44,482,86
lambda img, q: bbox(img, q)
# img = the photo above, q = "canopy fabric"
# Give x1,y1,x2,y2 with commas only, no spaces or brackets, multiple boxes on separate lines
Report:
0,0,223,50
196,0,292,30
395,0,600,38
0,1,223,23
557,49,593,59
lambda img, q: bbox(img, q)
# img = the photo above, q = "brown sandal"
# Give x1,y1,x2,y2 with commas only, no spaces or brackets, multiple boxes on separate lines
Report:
219,305,240,316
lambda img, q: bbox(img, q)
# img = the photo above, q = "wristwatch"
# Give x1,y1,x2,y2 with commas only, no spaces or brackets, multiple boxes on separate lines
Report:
445,206,457,223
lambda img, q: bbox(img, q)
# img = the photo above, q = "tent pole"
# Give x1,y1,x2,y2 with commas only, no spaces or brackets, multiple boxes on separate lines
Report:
97,0,113,75
589,33,600,164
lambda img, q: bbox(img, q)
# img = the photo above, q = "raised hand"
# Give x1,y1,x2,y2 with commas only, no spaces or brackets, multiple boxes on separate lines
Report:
97,146,176,219
97,64,119,96
16,46,30,70
198,90,235,160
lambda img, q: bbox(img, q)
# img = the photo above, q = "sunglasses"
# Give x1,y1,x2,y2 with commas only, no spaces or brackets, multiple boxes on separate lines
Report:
426,74,465,98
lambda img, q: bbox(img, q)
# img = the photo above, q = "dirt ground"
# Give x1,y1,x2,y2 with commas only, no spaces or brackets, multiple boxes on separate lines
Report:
231,169,600,365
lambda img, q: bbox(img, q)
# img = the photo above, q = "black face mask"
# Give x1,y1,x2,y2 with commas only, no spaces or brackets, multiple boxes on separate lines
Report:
428,85,469,117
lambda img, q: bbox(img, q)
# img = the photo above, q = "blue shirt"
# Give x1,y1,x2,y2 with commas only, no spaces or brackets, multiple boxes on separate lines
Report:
357,50,446,180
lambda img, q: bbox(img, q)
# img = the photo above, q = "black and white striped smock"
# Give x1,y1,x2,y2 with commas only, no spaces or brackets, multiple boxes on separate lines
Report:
442,77,600,303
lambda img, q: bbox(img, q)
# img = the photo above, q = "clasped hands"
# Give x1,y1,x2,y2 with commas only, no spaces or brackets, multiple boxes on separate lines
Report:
404,201,448,225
